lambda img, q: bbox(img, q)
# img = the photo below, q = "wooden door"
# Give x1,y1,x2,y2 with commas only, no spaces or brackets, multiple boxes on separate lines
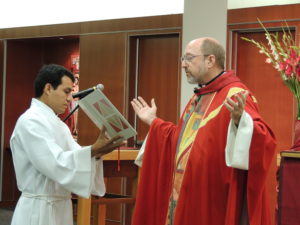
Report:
128,34,181,145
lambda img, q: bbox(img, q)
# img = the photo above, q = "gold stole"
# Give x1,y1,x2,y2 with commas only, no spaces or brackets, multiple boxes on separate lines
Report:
165,92,215,225
166,87,248,225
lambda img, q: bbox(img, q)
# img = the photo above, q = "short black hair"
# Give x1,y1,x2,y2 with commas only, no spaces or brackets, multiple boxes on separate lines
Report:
34,64,75,97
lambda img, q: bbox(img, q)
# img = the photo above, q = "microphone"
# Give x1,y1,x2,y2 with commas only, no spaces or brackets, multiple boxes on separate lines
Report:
72,84,104,99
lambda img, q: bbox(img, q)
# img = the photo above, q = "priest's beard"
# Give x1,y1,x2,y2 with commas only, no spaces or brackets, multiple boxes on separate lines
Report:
186,74,198,84
185,67,207,85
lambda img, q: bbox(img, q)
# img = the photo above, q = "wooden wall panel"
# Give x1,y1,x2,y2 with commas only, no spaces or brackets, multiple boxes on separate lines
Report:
134,34,181,142
5,40,43,147
78,33,127,146
43,38,79,69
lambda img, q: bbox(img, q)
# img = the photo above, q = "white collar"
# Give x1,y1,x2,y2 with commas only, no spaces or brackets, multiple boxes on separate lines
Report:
31,98,57,118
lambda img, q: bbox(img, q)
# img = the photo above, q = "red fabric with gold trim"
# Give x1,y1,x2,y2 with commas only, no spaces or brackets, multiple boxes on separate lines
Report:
132,71,276,225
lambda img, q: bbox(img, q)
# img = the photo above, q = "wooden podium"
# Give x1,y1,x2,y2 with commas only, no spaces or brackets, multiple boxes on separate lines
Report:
76,149,139,225
278,151,300,225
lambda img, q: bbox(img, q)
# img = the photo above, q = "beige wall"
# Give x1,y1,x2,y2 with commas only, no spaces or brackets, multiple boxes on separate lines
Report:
180,0,228,112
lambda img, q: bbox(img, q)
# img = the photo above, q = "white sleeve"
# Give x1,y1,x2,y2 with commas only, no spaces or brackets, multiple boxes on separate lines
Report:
134,134,148,167
90,158,106,196
225,111,253,170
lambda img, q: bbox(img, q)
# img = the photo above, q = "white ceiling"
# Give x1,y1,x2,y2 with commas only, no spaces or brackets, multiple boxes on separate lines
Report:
0,0,299,29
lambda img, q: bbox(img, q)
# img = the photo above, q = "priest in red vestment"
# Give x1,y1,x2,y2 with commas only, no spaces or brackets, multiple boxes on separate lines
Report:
131,37,276,225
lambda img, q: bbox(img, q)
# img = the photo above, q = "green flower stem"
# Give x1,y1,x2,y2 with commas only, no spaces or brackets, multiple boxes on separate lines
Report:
296,81,300,120
297,101,300,120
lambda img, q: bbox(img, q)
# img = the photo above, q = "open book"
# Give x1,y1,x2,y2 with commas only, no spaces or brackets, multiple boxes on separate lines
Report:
78,89,137,141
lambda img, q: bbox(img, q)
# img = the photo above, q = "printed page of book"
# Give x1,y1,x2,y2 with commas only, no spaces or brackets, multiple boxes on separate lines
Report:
78,89,137,141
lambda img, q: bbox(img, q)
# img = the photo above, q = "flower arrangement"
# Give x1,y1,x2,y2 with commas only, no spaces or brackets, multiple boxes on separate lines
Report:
242,20,300,119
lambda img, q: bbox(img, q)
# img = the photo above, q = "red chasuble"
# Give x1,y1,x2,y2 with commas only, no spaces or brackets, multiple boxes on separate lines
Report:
132,71,276,225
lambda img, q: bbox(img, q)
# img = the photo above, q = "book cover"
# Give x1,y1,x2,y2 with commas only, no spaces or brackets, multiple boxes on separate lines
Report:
78,89,137,141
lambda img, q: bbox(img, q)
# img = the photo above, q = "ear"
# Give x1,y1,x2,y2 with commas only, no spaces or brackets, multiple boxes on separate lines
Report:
44,83,53,96
206,55,216,69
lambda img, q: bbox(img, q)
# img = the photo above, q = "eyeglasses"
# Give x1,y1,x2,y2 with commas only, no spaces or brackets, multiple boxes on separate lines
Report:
180,54,209,63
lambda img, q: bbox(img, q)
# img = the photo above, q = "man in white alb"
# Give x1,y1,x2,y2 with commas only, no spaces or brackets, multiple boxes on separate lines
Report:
10,64,122,225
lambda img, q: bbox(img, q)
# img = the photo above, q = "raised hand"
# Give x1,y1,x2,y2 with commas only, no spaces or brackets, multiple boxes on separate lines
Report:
131,96,157,125
224,90,248,126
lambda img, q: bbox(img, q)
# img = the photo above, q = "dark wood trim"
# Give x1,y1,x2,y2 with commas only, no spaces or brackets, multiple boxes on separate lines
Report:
0,40,3,158
228,4,300,25
0,14,182,40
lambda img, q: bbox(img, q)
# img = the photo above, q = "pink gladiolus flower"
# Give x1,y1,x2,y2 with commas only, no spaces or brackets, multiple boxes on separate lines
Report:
290,49,297,60
286,64,293,76
279,62,286,71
